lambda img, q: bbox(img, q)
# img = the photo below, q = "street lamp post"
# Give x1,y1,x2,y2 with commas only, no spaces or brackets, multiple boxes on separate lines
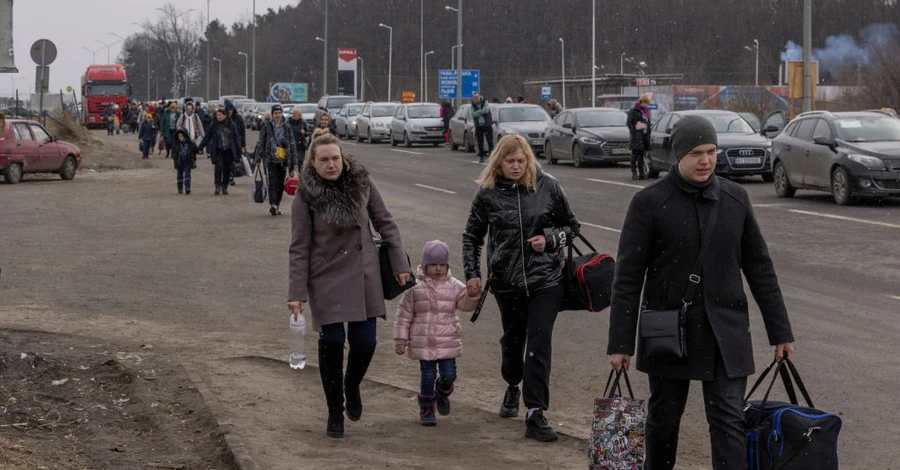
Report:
212,57,221,100
357,56,364,101
315,37,327,95
451,44,461,69
251,0,256,99
744,39,760,87
378,23,393,101
559,37,566,108
444,3,462,107
238,51,249,98
420,0,424,101
424,50,434,102
155,7,195,98
94,39,122,64
206,0,214,102
591,0,596,107
81,46,102,64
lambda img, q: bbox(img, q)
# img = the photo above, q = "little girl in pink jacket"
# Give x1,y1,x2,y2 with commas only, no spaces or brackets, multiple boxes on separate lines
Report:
394,240,480,426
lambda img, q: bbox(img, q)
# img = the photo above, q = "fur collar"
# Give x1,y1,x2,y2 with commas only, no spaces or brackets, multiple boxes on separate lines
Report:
299,160,371,228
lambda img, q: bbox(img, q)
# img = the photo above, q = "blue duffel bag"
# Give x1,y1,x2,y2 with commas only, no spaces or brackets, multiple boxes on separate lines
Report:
744,359,842,469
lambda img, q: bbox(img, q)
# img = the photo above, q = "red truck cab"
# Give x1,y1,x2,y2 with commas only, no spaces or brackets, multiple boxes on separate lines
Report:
0,115,83,184
82,64,130,129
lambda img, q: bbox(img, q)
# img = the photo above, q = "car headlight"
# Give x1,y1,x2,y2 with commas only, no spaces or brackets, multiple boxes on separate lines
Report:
351,120,357,126
848,154,887,170
411,124,424,132
376,122,386,128
581,137,603,145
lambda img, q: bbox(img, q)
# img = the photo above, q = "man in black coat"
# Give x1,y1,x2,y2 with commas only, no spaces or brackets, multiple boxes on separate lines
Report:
626,95,652,180
608,115,794,470
224,100,247,186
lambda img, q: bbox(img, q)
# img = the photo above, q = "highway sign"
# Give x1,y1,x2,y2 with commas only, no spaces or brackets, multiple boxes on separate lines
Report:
647,103,659,110
541,85,551,100
438,69,480,99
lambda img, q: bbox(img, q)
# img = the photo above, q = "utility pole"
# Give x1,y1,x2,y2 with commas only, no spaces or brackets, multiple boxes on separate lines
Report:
802,0,812,112
323,0,328,95
358,56,364,101
238,51,249,97
559,38,566,108
251,0,256,99
212,57,221,99
591,0,596,107
456,0,462,108
206,0,212,102
420,0,424,101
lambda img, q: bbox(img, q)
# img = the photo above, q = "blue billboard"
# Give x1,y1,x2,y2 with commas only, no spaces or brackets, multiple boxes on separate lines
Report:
270,82,308,102
438,69,480,99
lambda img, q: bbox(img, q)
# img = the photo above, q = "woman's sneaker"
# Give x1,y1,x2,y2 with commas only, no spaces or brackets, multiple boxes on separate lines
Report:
524,410,558,442
499,385,520,418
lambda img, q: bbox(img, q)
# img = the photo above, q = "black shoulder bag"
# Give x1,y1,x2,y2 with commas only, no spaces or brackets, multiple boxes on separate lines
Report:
367,204,416,301
638,199,719,361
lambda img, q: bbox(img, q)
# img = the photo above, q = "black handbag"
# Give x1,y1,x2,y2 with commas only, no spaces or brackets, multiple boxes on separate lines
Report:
561,233,615,312
638,200,719,361
377,239,416,300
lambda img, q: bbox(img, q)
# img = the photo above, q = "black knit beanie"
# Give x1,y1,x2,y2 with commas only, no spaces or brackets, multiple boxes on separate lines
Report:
672,115,718,161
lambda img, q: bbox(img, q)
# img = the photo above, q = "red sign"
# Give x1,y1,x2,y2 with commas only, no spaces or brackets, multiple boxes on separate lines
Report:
635,77,650,86
338,48,357,63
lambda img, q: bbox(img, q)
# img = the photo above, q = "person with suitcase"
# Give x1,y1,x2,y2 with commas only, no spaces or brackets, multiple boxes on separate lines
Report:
607,115,795,470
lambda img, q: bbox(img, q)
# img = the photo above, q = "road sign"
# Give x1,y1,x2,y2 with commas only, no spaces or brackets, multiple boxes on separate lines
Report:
647,103,658,110
266,96,273,103
401,90,416,103
34,66,49,93
66,86,73,93
541,85,551,100
635,77,650,86
30,39,57,66
438,69,480,99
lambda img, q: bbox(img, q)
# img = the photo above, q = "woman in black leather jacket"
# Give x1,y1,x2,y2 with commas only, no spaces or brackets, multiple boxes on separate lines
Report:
462,134,579,443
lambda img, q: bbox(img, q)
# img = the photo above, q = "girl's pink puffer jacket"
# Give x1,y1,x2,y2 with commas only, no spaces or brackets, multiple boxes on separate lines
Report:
394,267,480,361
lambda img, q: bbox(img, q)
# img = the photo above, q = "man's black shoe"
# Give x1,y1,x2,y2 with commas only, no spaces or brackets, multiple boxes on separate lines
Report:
525,410,559,442
499,385,520,418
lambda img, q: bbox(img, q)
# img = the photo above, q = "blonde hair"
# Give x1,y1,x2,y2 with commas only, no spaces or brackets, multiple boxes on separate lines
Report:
475,135,538,190
306,132,351,170
639,94,651,104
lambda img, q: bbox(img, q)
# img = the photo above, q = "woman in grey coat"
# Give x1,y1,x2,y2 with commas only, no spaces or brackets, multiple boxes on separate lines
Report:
288,133,411,438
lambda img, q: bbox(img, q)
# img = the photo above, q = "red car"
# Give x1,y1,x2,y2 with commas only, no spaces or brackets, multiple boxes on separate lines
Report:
0,116,83,184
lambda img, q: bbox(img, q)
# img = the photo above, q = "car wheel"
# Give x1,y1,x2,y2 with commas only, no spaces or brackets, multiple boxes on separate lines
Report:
644,156,659,179
367,129,373,143
60,156,77,181
4,162,22,184
546,142,558,164
450,132,459,151
573,144,584,168
403,132,411,148
356,128,364,142
390,132,397,146
773,161,795,198
831,166,853,205
465,132,475,153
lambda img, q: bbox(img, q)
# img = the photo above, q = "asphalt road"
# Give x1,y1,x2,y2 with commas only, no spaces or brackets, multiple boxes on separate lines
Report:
2,128,898,468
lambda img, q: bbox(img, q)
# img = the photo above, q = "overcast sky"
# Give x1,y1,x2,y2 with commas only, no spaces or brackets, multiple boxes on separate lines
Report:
7,0,298,97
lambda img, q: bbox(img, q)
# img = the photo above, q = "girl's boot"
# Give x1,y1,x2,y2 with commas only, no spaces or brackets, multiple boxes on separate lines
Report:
418,394,437,426
435,379,454,416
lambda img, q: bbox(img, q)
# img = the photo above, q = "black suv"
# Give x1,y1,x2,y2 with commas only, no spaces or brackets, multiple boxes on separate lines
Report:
646,110,774,181
771,110,900,205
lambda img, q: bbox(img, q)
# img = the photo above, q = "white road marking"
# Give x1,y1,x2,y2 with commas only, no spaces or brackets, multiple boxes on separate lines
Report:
393,149,423,156
754,203,791,208
414,183,456,195
787,209,900,229
467,160,487,165
581,222,622,233
887,295,900,302
586,178,643,190
342,141,359,146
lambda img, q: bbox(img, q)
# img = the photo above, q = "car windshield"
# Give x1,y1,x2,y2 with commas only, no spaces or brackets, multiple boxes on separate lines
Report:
346,105,364,116
373,105,399,117
577,111,627,127
408,105,442,119
834,117,900,142
298,105,318,114
499,107,550,123
86,84,127,96
327,97,356,111
697,114,756,134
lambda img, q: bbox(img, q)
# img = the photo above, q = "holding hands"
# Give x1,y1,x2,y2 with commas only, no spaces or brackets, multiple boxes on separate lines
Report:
466,278,482,297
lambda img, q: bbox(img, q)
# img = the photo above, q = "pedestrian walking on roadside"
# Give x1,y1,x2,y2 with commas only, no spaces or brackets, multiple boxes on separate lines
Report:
171,129,198,195
516,96,527,104
546,99,564,119
138,113,155,159
149,105,159,154
627,94,653,180
255,104,299,216
198,107,241,195
114,105,123,135
315,113,338,135
462,134,580,442
177,102,205,146
203,103,215,130
288,108,310,166
607,115,795,470
225,101,247,186
440,101,454,144
394,240,480,426
160,102,181,159
104,106,116,136
470,92,493,163
288,133,412,439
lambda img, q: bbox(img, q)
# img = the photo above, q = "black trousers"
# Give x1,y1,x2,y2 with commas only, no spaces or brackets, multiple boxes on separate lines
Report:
494,284,563,411
267,161,286,206
475,125,494,157
630,149,645,176
644,352,747,470
213,151,234,187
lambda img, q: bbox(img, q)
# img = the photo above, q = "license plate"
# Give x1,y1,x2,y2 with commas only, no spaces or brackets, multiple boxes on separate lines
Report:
733,157,762,164
429,131,443,136
611,148,630,155
530,139,541,145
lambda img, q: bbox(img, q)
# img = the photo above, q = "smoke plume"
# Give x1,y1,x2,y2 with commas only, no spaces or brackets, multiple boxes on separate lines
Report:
780,23,900,75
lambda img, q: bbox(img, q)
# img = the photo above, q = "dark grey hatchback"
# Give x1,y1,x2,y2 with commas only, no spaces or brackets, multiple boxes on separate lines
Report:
771,110,900,205
646,110,774,181
543,107,631,167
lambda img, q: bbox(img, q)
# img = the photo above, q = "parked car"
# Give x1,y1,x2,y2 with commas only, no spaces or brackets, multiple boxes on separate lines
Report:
218,95,247,105
739,112,761,132
645,109,774,181
761,110,789,140
490,104,551,156
247,104,269,130
543,107,631,167
356,102,400,143
335,103,365,140
315,95,358,124
771,110,900,205
292,103,319,128
1,117,83,184
448,103,475,152
389,103,445,147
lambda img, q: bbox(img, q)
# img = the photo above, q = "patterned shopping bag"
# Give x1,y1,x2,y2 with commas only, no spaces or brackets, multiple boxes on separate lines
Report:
588,370,645,470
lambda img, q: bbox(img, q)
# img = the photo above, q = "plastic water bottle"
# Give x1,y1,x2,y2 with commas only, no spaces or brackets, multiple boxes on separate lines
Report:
289,313,307,370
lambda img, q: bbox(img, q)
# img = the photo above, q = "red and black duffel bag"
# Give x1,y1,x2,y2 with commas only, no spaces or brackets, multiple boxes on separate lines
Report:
561,233,615,312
